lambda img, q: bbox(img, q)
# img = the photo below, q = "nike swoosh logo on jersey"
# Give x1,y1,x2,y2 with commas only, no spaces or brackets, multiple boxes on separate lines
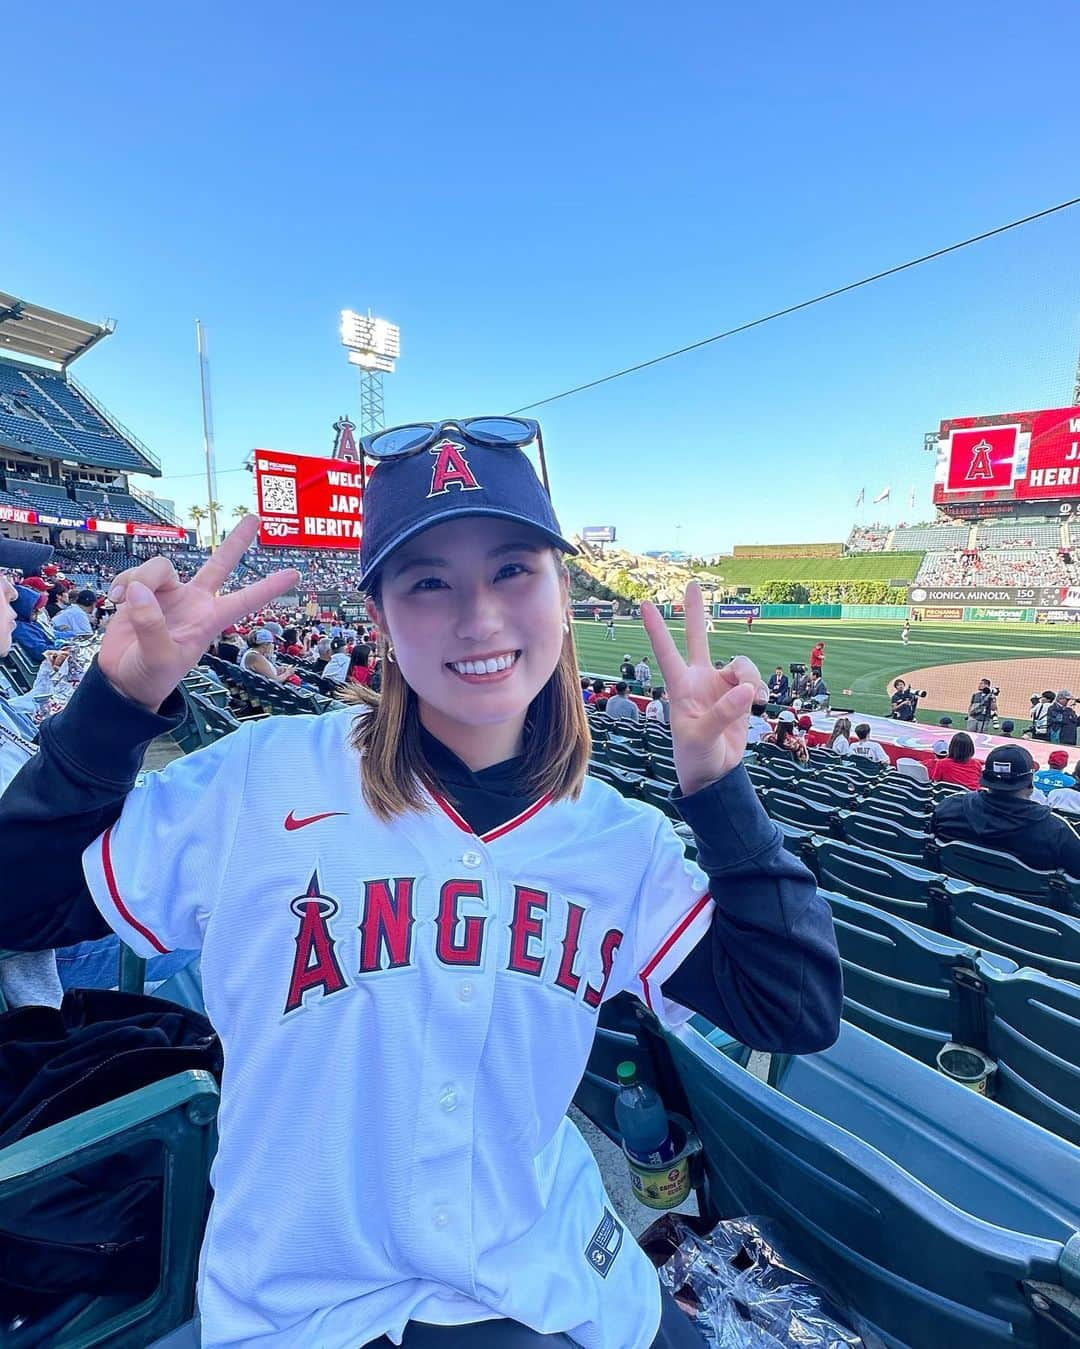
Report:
284,811,348,831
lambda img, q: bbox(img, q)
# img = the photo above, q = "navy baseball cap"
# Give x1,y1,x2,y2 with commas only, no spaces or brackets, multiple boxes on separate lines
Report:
980,745,1034,792
359,434,577,589
0,536,53,575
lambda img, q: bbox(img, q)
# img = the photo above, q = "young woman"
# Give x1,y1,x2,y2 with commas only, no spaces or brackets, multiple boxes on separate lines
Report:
0,419,840,1349
827,717,852,756
928,731,983,789
765,716,810,765
347,640,374,685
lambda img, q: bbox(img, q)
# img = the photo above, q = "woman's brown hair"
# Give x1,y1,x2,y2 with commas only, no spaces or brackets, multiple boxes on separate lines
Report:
948,731,975,763
828,716,852,747
344,570,591,822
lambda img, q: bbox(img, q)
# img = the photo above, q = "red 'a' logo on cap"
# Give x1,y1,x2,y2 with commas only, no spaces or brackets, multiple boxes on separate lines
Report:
428,439,481,498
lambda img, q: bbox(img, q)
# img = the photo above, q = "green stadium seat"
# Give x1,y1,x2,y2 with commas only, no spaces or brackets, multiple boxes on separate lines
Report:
640,779,679,818
860,796,931,828
606,742,649,774
929,838,1064,908
944,881,1080,985
798,779,857,810
760,788,836,833
587,760,643,797
840,754,888,779
836,810,929,864
806,836,937,927
0,1071,218,1349
822,888,1015,1068
663,1019,1080,1349
977,959,1080,1146
648,756,679,787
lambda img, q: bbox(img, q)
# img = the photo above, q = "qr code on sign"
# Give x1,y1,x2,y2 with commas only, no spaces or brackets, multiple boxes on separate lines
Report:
260,475,297,515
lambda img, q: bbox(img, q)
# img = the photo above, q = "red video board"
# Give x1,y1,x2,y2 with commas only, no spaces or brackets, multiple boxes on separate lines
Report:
933,406,1080,506
254,449,373,550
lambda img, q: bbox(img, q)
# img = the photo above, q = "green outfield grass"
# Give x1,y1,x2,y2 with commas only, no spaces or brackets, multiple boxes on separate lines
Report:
573,616,1077,724
701,552,924,585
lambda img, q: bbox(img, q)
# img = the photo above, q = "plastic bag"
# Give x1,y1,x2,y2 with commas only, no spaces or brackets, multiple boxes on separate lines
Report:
641,1213,879,1349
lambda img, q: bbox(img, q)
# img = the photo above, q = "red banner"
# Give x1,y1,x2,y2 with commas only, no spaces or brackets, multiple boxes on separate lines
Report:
934,405,1080,504
254,449,372,550
0,505,37,525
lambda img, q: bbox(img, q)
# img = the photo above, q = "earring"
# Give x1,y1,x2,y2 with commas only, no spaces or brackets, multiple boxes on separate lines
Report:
387,644,396,664
562,617,570,634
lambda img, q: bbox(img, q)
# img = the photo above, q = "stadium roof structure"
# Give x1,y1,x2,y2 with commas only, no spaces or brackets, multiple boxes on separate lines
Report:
0,291,114,369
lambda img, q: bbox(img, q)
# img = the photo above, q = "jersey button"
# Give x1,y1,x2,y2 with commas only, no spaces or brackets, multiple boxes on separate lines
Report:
433,1207,451,1229
461,849,483,868
458,980,475,1002
439,1084,459,1112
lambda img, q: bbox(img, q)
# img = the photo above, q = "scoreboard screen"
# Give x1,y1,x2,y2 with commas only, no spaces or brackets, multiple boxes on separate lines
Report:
932,405,1080,508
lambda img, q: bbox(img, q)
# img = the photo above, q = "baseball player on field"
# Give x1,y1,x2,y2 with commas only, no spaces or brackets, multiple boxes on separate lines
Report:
0,417,841,1349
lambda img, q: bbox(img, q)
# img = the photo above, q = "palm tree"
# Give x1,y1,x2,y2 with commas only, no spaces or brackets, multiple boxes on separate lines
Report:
189,505,206,548
232,504,251,520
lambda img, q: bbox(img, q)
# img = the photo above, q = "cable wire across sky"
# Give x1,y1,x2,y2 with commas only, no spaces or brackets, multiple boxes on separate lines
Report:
507,195,1080,415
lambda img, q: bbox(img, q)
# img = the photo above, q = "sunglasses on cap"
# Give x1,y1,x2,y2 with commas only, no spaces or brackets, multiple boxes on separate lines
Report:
359,418,550,493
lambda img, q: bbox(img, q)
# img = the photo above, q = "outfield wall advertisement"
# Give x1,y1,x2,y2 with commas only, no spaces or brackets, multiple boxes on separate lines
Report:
908,584,1078,607
932,405,1080,507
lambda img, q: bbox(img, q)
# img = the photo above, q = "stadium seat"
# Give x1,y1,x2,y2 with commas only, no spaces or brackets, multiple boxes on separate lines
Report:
759,788,836,833
860,796,931,829
929,838,1064,908
663,1018,1080,1349
840,754,887,780
606,742,649,774
822,889,1015,1067
976,959,1080,1146
896,757,930,783
640,779,679,818
944,880,1080,985
798,778,858,810
648,757,679,787
836,810,929,864
0,1071,218,1348
806,836,937,927
587,760,643,797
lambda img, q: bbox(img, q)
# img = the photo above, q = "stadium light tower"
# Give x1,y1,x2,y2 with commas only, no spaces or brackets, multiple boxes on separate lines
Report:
195,319,220,549
340,309,400,435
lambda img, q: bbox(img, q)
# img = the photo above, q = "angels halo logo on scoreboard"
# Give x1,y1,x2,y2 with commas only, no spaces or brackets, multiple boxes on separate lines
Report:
254,442,373,550
933,405,1080,509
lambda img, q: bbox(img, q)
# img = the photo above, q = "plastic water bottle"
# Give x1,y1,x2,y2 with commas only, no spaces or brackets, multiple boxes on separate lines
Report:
614,1061,677,1165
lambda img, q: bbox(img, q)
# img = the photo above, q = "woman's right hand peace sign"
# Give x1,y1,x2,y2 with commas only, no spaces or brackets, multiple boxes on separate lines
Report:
97,515,300,712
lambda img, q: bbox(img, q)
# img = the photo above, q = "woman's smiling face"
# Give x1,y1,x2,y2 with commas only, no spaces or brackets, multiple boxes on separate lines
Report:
371,516,569,754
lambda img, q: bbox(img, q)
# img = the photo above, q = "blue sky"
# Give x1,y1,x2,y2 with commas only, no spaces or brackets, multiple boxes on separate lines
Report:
4,1,1078,554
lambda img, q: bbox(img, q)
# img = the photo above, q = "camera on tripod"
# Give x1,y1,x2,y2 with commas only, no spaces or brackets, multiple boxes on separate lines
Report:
789,662,807,677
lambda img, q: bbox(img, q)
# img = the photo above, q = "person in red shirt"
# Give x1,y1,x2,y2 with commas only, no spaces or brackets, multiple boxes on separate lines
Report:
929,731,983,790
346,641,374,685
810,640,825,671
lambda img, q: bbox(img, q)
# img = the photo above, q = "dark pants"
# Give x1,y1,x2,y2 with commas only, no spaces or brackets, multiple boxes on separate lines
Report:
370,1285,706,1347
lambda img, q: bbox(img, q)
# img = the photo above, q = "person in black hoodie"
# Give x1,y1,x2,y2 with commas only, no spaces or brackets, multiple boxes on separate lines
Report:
931,744,1080,875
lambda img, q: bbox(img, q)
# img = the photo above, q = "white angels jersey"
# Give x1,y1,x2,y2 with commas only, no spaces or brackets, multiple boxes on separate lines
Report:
83,710,714,1349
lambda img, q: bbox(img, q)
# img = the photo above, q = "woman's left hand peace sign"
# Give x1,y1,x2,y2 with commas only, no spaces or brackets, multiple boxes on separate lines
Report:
641,581,763,796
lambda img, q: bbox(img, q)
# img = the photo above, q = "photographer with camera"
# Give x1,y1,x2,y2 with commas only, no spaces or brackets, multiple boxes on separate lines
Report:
965,679,998,733
1029,690,1055,739
889,678,924,723
1047,689,1079,746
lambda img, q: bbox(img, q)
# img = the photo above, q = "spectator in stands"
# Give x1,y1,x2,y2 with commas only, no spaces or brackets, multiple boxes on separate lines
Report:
827,717,852,756
645,686,669,726
634,655,651,691
745,691,771,745
767,667,789,704
312,637,333,674
619,655,636,682
45,581,69,620
928,732,982,789
849,723,890,765
281,626,305,659
1000,719,1015,737
216,627,242,663
12,585,56,661
324,638,351,684
1047,762,1080,816
1048,690,1078,747
240,629,291,681
53,588,98,638
931,745,1080,875
605,680,640,723
589,678,609,711
580,677,594,705
347,643,373,686
765,715,809,765
1034,750,1074,794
